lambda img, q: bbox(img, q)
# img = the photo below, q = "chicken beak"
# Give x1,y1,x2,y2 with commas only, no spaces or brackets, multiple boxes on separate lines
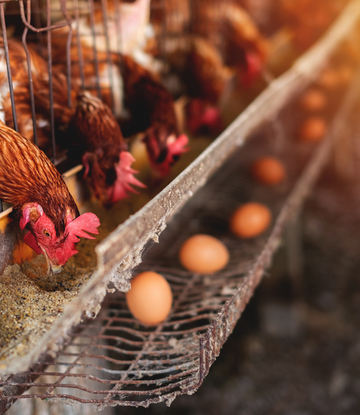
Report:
41,247,63,275
50,264,64,275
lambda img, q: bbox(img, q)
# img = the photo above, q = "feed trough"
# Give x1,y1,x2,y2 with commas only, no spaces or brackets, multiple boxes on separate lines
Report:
1,0,360,411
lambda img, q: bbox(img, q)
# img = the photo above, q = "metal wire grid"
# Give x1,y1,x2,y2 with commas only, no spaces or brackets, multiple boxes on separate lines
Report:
0,0,220,211
0,0,68,212
2,65,359,410
0,0,152,213
0,0,132,155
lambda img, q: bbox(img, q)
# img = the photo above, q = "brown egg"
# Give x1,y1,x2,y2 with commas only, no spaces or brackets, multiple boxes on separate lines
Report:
230,203,271,238
251,157,286,185
126,271,172,325
299,88,327,112
179,234,229,274
299,117,327,142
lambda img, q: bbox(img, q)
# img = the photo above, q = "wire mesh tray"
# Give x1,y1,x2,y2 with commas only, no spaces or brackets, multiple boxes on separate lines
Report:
1,0,360,395
2,31,360,411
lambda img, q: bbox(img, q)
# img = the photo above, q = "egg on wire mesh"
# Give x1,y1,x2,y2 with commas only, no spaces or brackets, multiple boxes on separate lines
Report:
336,64,354,86
126,272,173,325
299,88,327,112
179,234,229,274
299,116,327,142
230,202,271,239
250,156,286,185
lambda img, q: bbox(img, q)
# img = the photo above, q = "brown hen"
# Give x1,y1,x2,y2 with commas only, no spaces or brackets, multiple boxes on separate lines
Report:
152,0,269,134
49,22,189,179
0,37,145,207
0,120,100,275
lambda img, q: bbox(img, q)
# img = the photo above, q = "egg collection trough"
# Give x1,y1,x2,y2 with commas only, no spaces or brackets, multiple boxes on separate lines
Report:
1,0,360,412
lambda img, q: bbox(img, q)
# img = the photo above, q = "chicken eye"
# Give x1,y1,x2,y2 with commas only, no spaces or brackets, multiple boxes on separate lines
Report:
43,229,51,238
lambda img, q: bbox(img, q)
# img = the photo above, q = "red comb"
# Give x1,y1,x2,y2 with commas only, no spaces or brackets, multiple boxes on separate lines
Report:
107,151,146,204
241,52,263,88
66,212,100,240
168,134,189,159
186,100,222,135
153,134,190,178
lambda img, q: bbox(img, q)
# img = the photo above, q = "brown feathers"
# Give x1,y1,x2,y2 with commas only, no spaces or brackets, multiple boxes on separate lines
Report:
0,121,79,235
0,38,52,149
71,91,126,182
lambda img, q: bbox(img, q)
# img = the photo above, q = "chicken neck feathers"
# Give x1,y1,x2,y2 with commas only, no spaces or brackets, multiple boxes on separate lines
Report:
0,122,79,235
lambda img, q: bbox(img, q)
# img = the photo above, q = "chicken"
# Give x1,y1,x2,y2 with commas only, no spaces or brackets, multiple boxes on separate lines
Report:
152,0,268,134
181,37,234,135
31,74,146,206
191,0,269,85
0,37,144,207
118,54,189,178
70,91,146,205
49,25,188,179
0,120,100,275
165,0,268,87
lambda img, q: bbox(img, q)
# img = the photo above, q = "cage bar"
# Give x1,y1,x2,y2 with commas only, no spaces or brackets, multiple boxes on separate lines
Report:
87,0,102,99
21,1,39,146
0,2,18,132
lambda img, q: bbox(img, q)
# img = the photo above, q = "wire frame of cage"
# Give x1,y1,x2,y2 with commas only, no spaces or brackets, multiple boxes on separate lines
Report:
0,0,221,215
0,0,234,212
0,0,149,214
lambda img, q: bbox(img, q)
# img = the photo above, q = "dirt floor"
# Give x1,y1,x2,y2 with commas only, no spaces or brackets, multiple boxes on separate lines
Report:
113,165,360,415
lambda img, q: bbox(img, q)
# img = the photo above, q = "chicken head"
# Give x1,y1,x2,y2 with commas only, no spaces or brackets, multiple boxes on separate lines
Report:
186,99,223,136
74,92,145,208
144,128,189,178
20,202,100,275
